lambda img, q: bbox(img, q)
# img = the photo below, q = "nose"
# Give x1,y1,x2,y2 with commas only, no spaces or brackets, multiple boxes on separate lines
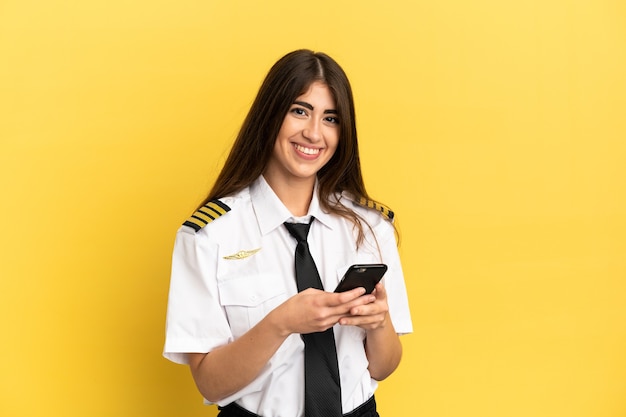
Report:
302,118,322,142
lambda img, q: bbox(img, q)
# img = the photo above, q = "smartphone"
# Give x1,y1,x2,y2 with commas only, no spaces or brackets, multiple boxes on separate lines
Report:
334,264,388,294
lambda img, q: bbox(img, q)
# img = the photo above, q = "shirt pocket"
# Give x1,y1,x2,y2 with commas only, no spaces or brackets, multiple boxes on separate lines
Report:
218,274,287,338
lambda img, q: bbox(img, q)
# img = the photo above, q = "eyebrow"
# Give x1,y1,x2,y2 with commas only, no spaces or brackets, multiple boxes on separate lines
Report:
293,100,338,114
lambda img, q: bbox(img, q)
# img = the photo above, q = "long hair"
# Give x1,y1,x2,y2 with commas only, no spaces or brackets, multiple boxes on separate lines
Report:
198,49,382,245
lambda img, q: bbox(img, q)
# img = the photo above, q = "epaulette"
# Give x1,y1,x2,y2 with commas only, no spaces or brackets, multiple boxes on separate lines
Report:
357,197,395,221
182,199,231,232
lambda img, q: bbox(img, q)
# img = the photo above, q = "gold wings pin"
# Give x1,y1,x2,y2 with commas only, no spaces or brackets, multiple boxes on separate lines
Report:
223,248,261,260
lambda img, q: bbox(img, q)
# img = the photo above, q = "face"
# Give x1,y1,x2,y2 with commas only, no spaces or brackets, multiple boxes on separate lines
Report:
264,81,340,189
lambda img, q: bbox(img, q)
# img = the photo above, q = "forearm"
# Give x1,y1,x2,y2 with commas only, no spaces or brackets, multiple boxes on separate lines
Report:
364,313,403,381
189,288,368,401
189,309,289,402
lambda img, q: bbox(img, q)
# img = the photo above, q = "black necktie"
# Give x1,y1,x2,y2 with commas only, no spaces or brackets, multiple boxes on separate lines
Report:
284,218,342,417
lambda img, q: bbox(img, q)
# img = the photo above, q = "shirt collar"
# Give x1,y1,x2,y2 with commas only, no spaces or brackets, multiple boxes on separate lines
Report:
250,175,339,235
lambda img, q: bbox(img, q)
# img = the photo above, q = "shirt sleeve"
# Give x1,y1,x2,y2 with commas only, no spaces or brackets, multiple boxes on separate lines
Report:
375,220,413,335
163,226,234,364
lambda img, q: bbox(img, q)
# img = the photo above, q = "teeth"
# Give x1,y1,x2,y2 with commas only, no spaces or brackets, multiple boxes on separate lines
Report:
294,144,320,155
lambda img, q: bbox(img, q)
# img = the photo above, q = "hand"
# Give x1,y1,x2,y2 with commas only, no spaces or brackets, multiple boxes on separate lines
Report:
272,287,373,336
338,282,390,331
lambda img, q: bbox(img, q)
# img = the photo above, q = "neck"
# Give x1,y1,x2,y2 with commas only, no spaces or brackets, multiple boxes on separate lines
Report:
262,174,315,217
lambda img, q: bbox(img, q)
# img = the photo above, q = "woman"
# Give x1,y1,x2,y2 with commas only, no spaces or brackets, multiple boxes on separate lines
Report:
164,49,412,417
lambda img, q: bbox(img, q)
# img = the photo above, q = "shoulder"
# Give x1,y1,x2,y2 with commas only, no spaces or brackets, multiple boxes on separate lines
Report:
180,189,251,234
354,197,395,222
343,194,395,223
339,194,398,250
182,198,232,233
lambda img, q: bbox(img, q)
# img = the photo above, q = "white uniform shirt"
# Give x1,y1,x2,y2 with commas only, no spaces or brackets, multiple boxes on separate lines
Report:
164,175,412,416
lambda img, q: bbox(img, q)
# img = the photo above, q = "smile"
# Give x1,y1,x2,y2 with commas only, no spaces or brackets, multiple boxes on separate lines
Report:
293,144,321,155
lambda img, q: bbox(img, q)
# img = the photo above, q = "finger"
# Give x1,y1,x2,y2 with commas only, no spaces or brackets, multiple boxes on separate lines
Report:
325,295,374,320
349,300,380,316
338,313,384,327
331,287,367,305
372,282,387,298
336,293,376,314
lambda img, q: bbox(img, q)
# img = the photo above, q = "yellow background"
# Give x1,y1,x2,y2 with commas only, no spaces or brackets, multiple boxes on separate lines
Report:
1,1,625,416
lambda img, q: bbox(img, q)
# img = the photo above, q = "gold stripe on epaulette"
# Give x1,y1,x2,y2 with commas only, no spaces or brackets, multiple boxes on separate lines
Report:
358,197,394,221
183,199,231,232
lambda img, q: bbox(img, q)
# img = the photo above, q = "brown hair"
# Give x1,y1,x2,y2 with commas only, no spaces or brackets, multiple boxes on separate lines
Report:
198,49,383,245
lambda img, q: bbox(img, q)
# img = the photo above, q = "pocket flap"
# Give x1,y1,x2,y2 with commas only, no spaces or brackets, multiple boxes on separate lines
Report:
218,274,284,307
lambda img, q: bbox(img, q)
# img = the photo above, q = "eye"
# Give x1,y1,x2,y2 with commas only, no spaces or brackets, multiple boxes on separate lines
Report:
325,116,339,124
290,107,307,116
